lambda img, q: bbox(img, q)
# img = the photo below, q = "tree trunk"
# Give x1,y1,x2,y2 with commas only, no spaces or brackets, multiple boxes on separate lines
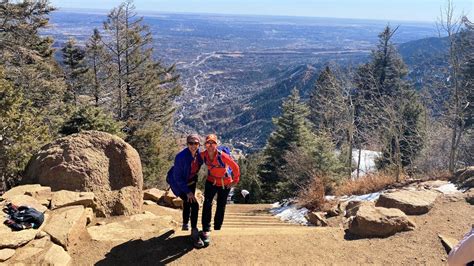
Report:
395,135,401,183
356,148,362,179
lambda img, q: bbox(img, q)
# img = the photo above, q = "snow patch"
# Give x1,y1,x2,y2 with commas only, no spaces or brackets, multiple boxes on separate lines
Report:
435,183,463,194
270,201,309,225
351,149,381,178
339,191,382,202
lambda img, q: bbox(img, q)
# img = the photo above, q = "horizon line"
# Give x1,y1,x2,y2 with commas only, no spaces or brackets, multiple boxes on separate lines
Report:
53,7,436,25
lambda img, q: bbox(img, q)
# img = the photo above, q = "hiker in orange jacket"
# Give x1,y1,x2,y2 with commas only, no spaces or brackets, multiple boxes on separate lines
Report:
200,134,240,246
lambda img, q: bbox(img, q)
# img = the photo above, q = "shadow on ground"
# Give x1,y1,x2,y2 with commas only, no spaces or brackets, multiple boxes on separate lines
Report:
96,230,193,266
343,229,400,241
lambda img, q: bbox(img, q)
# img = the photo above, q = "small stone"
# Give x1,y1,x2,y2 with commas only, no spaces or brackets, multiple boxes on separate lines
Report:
0,248,15,262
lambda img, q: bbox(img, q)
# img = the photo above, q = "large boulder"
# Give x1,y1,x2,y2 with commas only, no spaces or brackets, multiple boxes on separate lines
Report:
452,166,474,188
23,131,143,216
348,204,416,238
375,189,439,215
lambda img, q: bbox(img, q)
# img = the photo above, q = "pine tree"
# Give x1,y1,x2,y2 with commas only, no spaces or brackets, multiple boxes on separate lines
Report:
372,26,409,97
84,28,112,107
59,106,125,138
101,0,181,127
0,1,65,107
308,66,347,145
277,133,343,199
259,88,316,201
354,25,425,180
61,38,88,105
0,0,66,134
98,0,182,186
0,70,51,192
129,122,179,188
308,65,356,178
102,0,153,120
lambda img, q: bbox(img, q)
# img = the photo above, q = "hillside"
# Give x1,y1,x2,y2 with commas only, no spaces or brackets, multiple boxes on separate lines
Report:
207,36,451,151
44,11,440,151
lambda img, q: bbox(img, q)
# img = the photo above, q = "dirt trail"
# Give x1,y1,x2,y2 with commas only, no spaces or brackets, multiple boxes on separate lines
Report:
72,199,473,265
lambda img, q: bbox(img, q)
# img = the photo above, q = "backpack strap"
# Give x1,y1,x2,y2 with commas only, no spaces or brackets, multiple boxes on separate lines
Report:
217,150,225,168
204,150,232,188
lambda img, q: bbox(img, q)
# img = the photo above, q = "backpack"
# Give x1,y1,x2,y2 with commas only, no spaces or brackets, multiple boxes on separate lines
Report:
3,203,44,231
166,166,174,187
204,146,235,177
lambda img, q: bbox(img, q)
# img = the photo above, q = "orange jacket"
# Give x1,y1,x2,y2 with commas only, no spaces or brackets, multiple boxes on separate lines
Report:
201,150,240,187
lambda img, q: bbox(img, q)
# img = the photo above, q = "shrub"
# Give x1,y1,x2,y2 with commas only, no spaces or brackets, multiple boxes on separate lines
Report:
60,106,125,138
334,172,402,196
297,175,326,211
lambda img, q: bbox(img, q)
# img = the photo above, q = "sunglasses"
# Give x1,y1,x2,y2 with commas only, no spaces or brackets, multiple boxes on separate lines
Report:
187,142,200,146
205,141,217,145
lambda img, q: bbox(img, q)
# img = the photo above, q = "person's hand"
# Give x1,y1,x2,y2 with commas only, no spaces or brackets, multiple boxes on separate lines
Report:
187,192,196,203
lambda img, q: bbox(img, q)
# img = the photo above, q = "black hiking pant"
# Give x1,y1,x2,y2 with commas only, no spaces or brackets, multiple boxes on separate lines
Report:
178,182,199,229
202,180,231,232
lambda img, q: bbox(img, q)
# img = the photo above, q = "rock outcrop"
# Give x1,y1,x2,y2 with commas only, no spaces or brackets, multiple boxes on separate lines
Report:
375,189,438,215
0,184,177,265
452,166,474,188
87,212,173,243
348,204,416,238
42,206,88,250
23,131,143,216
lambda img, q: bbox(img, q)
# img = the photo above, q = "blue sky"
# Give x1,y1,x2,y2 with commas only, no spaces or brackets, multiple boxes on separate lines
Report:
51,0,473,22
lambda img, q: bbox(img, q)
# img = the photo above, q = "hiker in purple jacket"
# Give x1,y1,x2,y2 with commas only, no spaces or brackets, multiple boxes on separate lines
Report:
168,134,204,248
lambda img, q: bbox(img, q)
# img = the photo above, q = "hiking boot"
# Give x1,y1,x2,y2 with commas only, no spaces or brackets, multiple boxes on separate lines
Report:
200,231,211,247
181,223,189,231
191,228,204,248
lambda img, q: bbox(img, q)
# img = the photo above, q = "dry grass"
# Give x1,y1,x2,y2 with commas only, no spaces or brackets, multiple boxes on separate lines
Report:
334,172,404,196
298,176,326,211
425,170,452,181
